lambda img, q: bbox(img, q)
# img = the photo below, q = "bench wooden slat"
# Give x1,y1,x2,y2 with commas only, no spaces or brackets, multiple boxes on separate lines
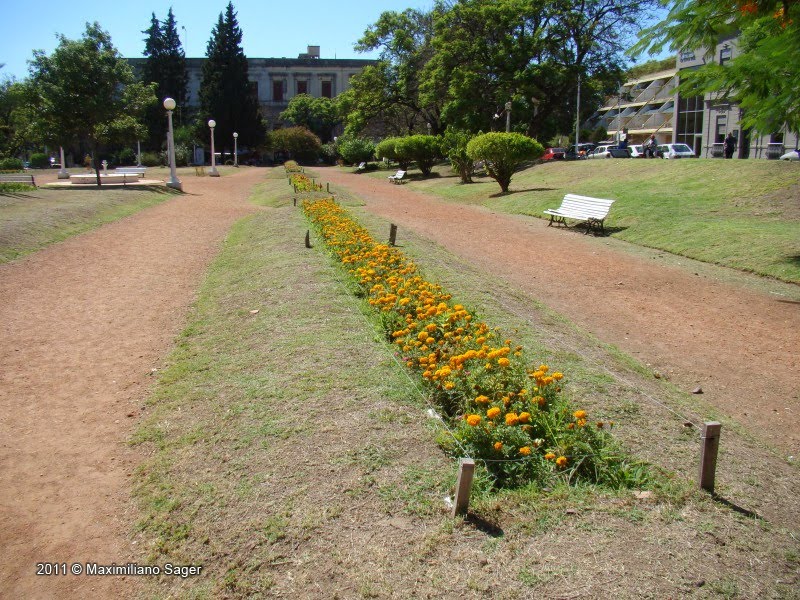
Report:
544,193,615,234
0,174,36,186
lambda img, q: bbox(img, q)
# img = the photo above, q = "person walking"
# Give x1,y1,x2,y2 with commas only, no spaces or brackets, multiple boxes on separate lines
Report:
724,132,736,159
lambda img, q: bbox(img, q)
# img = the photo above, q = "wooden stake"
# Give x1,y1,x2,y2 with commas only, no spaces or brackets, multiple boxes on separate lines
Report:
699,421,721,493
452,458,475,517
305,230,311,248
326,182,330,193
389,224,398,246
293,197,297,206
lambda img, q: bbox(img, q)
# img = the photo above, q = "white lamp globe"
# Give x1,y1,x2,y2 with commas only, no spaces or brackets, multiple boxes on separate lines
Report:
208,119,216,128
163,97,176,111
233,132,238,138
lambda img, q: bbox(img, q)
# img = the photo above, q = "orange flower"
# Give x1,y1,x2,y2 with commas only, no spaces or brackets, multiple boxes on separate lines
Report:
573,410,587,420
519,446,531,456
544,452,556,461
487,407,501,419
555,456,568,468
497,357,510,368
466,414,481,426
493,441,503,451
519,412,531,423
475,395,490,404
505,412,519,426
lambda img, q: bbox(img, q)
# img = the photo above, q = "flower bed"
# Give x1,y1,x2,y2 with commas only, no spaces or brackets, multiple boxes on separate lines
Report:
283,160,303,173
289,173,322,192
304,197,646,488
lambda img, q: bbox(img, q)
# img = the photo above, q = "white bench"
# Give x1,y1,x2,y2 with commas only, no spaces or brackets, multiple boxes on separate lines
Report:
543,193,615,234
355,162,366,172
388,170,406,184
70,173,140,184
114,167,146,176
0,173,36,187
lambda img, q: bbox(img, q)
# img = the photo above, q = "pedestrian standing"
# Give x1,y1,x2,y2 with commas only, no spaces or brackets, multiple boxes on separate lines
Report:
724,133,736,159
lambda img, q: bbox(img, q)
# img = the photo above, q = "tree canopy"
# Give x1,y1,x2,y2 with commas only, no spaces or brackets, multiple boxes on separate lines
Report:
198,2,266,154
279,94,338,142
22,23,155,184
141,8,189,149
631,0,800,134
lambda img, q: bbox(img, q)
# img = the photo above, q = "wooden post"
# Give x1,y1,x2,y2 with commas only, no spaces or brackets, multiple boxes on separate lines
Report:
326,182,330,193
293,197,297,206
699,421,722,493
293,184,297,193
305,230,311,248
389,224,398,246
452,458,475,517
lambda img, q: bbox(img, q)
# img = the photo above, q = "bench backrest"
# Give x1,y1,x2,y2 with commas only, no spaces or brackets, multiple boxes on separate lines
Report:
395,170,406,178
115,167,146,173
0,174,35,183
560,194,615,218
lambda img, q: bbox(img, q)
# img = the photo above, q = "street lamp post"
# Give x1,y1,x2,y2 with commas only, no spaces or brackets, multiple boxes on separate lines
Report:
233,132,239,167
58,146,68,179
208,119,219,177
136,141,142,167
505,101,512,133
426,122,432,135
163,98,183,191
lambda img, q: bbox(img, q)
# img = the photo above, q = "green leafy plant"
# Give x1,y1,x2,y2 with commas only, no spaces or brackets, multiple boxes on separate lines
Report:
395,134,442,176
337,136,376,165
269,126,321,164
466,132,543,192
442,130,475,183
30,153,50,169
0,157,24,171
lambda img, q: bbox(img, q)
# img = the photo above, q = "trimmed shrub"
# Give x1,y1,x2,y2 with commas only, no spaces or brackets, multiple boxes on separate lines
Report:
337,137,376,166
466,132,544,193
442,130,475,183
0,157,24,171
30,153,50,169
319,141,339,165
394,135,442,176
375,137,412,170
117,148,136,165
140,152,162,167
269,126,322,164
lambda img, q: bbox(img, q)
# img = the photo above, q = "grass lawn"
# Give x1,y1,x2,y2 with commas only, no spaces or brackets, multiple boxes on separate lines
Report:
133,168,800,598
0,186,177,263
371,159,800,283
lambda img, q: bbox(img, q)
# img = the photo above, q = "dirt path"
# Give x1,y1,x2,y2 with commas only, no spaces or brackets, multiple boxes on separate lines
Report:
0,169,260,598
320,166,800,456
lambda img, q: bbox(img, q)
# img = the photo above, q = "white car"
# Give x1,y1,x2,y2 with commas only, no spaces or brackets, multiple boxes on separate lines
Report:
779,149,800,161
629,144,645,158
587,144,615,159
658,143,696,159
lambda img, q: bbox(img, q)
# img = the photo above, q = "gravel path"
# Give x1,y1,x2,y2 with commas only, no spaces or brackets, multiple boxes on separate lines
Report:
0,169,260,598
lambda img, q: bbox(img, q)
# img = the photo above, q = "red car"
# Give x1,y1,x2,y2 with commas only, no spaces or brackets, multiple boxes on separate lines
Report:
542,147,566,161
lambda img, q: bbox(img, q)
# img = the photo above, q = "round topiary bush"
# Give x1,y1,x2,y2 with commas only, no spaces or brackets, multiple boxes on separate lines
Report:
466,132,544,192
0,157,24,171
337,137,376,166
394,135,442,176
30,153,50,169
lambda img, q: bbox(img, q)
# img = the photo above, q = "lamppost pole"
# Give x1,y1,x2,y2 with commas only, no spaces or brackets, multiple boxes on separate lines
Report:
58,146,68,179
208,119,219,177
163,97,182,191
426,122,432,135
136,140,142,167
233,132,239,167
505,101,512,133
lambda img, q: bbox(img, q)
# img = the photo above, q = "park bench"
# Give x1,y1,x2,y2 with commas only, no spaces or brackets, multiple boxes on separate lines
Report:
543,193,615,234
0,174,36,187
114,167,146,176
387,170,406,184
69,173,140,185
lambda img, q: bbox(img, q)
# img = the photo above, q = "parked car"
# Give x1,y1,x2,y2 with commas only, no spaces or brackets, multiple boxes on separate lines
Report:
779,149,800,161
658,143,696,159
587,144,617,159
564,143,596,160
541,147,566,161
629,144,645,158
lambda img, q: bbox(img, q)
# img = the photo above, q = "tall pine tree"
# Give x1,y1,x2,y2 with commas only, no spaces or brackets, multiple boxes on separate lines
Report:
141,7,188,149
198,2,266,157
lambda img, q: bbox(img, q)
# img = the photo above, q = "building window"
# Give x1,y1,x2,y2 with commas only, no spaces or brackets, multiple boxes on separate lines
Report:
720,45,732,66
676,95,704,148
321,80,332,98
680,49,696,62
248,81,258,100
715,115,727,143
770,131,784,143
297,80,308,95
273,80,284,102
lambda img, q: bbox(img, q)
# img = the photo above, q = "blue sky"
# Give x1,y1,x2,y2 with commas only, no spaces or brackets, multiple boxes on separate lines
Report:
0,0,430,80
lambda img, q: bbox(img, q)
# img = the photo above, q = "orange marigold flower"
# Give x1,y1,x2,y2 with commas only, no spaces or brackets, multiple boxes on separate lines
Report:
444,381,455,390
497,357,510,368
555,456,568,468
552,372,563,380
475,395,490,404
466,414,481,426
493,441,503,451
544,452,556,461
487,407,501,419
597,421,604,429
505,412,519,426
519,412,531,423
539,364,549,373
573,410,587,420
519,446,531,456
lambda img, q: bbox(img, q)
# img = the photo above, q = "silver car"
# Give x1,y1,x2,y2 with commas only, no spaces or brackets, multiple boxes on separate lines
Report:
658,143,696,159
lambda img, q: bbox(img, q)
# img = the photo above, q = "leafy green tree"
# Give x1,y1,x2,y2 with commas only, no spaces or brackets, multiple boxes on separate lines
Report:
395,134,442,175
279,94,338,142
442,129,475,183
0,77,26,158
141,8,189,149
22,23,156,185
631,0,799,135
269,126,321,163
375,136,412,169
344,7,443,137
466,132,543,193
337,136,376,165
198,2,266,156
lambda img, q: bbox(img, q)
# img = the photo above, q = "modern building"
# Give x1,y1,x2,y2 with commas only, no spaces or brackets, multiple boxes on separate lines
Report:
593,36,798,158
129,46,376,128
